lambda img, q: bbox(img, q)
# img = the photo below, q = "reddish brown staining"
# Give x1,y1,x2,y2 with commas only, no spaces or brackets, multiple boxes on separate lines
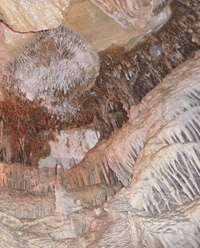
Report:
0,94,56,167
79,0,200,137
0,0,200,167
90,0,200,115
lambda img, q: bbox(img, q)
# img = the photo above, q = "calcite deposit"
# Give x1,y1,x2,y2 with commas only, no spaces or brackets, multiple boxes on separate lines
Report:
0,24,34,68
3,24,100,121
90,0,171,29
0,0,200,247
0,0,172,51
1,50,200,247
0,0,71,32
39,128,100,170
65,0,171,51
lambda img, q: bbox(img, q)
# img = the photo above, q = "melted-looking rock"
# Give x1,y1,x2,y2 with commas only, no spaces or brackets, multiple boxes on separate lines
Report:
106,51,200,186
65,140,119,189
0,187,55,219
0,0,199,169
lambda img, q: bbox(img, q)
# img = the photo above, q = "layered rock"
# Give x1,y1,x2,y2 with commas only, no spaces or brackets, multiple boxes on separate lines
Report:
0,0,171,51
0,0,71,32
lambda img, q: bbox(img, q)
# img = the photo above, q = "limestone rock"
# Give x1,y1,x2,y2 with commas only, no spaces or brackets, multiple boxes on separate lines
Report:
3,24,100,121
0,0,171,51
65,0,171,51
90,0,172,29
0,187,55,219
0,0,71,32
39,128,100,170
0,41,200,248
0,23,33,68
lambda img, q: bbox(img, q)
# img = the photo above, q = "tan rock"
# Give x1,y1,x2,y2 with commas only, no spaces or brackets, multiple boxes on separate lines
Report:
90,0,169,29
0,0,171,52
0,23,33,68
0,0,71,32
65,0,171,51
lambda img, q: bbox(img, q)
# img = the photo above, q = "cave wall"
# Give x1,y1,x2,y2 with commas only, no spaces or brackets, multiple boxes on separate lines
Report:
0,0,200,247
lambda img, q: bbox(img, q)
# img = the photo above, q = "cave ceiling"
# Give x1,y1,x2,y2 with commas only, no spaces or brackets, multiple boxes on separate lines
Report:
0,0,200,247
0,0,200,167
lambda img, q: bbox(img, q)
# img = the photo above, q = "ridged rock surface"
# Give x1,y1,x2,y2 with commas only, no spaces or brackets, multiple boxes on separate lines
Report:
0,0,71,32
0,46,200,248
105,51,200,186
73,50,200,247
0,0,171,51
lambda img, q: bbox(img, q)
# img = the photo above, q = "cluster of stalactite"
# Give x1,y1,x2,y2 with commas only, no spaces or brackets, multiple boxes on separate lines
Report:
0,50,200,248
0,162,56,193
0,94,55,167
0,0,199,168
86,0,200,136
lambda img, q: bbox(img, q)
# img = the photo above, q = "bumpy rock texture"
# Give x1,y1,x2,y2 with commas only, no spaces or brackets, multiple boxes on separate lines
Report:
0,0,200,247
3,25,100,121
1,48,200,248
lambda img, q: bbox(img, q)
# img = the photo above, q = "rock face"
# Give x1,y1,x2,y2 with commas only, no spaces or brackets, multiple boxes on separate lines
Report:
69,51,200,247
65,0,171,51
0,0,71,32
1,48,200,248
0,0,200,247
0,23,33,68
0,0,171,51
90,0,171,29
3,24,100,121
39,128,100,170
105,52,200,185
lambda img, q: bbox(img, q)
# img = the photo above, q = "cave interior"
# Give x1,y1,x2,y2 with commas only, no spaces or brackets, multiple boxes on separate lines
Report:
0,0,200,247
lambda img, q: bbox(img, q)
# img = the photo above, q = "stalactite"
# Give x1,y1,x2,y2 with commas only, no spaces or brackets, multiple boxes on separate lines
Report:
0,0,199,168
